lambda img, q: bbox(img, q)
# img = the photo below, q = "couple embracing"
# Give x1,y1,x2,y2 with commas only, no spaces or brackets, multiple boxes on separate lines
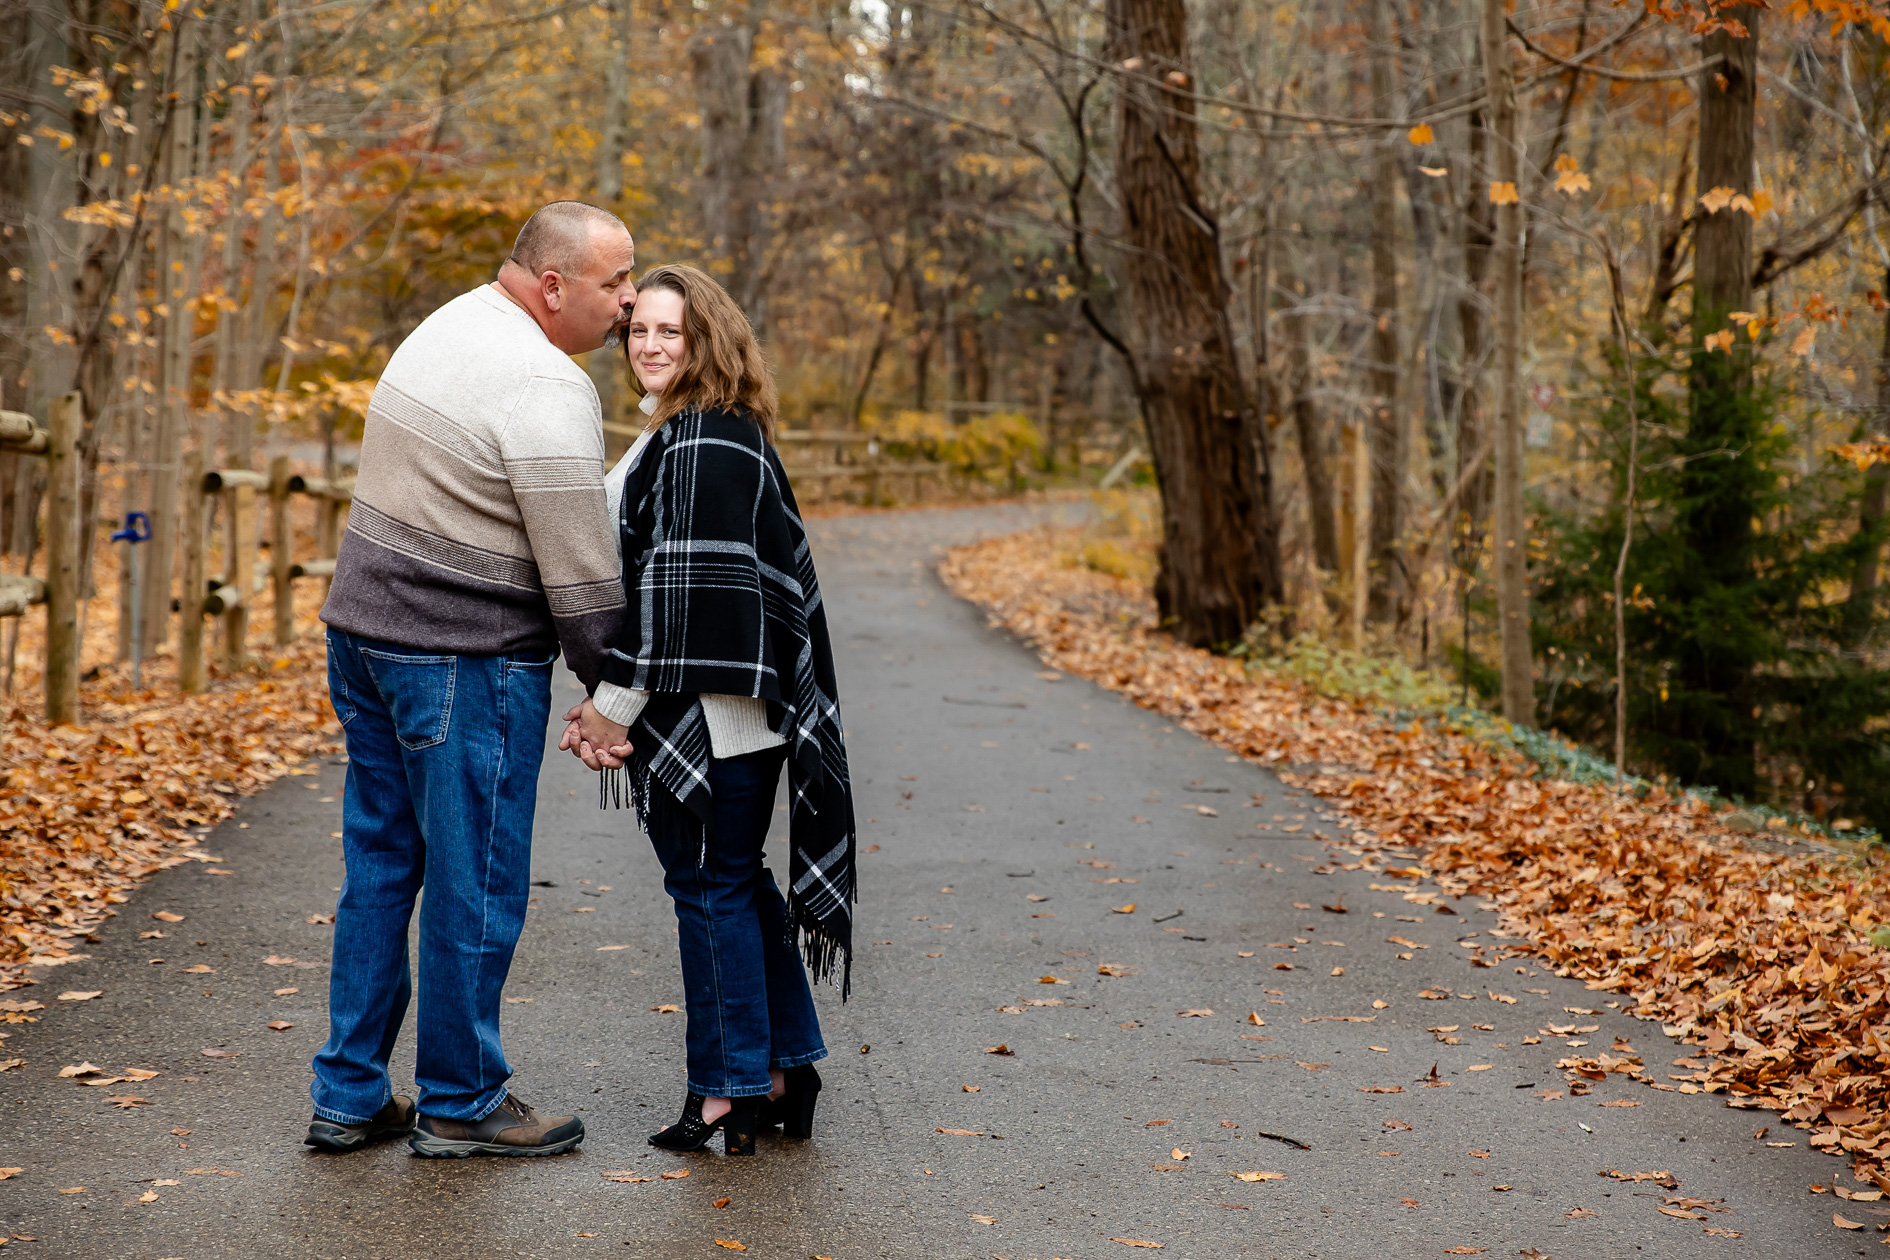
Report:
304,200,854,1160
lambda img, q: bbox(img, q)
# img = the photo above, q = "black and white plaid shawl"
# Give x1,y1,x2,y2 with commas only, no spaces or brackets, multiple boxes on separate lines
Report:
600,405,857,997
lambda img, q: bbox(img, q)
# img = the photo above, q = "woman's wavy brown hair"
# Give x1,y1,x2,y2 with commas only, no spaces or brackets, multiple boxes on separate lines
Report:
626,263,779,443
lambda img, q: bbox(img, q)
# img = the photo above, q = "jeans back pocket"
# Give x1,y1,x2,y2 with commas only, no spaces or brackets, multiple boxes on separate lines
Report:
359,649,458,751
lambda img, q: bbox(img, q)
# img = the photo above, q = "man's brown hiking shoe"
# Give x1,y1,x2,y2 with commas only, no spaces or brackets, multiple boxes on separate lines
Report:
305,1095,418,1153
408,1092,584,1158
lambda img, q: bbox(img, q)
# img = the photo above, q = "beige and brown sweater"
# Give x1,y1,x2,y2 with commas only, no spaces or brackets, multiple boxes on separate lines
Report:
321,285,624,689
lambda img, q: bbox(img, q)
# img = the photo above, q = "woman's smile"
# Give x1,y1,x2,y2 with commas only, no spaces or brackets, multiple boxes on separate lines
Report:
627,287,687,395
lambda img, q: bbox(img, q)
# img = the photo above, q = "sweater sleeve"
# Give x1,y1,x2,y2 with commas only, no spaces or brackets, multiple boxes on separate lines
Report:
498,373,625,691
592,680,649,728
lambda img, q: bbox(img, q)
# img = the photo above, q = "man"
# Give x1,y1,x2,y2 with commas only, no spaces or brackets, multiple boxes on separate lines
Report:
307,201,634,1158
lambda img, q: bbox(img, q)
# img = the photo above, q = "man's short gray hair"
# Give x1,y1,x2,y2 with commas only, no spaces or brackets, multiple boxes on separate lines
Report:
509,201,627,279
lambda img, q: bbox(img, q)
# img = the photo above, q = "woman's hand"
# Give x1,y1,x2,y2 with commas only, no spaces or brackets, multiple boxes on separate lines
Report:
559,698,633,770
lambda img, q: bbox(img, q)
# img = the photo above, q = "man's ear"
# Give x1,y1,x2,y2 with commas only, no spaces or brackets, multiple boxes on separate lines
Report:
541,268,565,313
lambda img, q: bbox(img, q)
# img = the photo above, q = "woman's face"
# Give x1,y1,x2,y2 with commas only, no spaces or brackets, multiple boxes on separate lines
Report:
627,287,687,395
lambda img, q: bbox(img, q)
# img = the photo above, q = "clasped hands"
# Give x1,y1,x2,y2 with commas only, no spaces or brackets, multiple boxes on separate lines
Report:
560,697,633,770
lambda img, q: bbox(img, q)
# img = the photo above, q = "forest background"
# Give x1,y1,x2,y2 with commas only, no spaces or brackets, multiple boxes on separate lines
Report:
8,0,1890,833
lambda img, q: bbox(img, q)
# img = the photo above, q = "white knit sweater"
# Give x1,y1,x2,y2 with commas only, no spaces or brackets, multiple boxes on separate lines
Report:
591,398,786,758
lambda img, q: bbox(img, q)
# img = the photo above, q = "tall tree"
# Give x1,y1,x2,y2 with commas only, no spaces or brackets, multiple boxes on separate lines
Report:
1276,256,1340,574
1105,0,1284,646
589,0,634,430
1479,0,1533,726
1365,0,1406,623
1676,6,1763,790
690,8,786,337
0,0,32,564
139,21,200,657
1456,66,1495,564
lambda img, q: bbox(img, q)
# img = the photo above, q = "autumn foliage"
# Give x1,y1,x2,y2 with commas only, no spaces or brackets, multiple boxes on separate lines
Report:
0,640,338,990
943,527,1890,1186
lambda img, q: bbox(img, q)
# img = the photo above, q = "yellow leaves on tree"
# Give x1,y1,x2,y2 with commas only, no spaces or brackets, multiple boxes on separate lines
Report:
1406,123,1434,146
1486,181,1518,205
1551,153,1591,196
1698,185,1769,217
1838,439,1890,471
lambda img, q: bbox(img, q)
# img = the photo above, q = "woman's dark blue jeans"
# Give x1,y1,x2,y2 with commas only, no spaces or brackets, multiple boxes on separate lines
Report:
645,746,827,1098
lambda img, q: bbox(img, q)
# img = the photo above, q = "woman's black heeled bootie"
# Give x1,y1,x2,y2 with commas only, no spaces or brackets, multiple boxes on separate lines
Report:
762,1064,822,1140
648,1092,765,1155
648,1092,715,1151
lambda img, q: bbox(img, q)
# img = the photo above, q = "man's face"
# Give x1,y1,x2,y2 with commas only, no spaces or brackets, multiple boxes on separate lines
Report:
549,224,636,354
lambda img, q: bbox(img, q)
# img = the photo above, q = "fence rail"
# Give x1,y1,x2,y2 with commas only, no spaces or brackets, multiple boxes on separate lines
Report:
177,454,351,688
1,395,349,721
0,396,80,721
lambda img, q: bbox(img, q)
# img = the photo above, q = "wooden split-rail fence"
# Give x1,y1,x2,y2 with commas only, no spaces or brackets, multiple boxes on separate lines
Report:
603,422,962,503
175,449,352,691
0,395,351,722
0,396,82,724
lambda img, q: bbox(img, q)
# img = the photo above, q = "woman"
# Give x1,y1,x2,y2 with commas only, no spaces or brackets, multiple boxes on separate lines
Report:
561,263,856,1158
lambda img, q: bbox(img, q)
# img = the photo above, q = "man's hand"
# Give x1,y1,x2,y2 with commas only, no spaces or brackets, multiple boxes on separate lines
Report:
559,698,632,770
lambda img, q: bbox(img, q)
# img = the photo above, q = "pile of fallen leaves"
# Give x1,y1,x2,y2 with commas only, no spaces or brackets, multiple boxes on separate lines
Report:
942,527,1890,1190
0,636,339,991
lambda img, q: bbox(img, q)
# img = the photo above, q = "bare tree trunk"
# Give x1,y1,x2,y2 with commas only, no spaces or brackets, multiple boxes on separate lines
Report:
141,22,201,657
0,2,29,554
597,0,634,204
1365,0,1406,623
1479,0,1533,726
238,109,282,407
1458,100,1494,538
690,9,786,336
1105,0,1283,647
214,0,260,469
1678,7,1762,793
588,0,634,432
1276,258,1339,573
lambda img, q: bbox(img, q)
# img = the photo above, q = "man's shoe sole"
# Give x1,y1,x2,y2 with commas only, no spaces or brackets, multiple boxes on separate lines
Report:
407,1128,585,1159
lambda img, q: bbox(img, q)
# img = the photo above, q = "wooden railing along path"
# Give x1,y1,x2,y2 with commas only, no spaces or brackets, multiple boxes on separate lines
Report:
0,396,349,720
602,422,957,503
0,396,82,723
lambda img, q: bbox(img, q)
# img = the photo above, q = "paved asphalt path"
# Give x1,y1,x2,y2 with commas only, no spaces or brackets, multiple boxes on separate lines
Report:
2,502,1877,1259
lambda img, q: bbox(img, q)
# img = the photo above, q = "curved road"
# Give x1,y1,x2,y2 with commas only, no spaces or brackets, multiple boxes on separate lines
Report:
1,503,1870,1259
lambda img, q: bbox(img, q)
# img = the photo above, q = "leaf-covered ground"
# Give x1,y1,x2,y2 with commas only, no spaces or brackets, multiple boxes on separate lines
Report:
941,527,1890,1193
0,632,339,994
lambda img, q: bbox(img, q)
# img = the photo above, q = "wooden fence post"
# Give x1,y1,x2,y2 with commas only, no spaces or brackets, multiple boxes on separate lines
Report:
178,449,207,693
269,454,293,645
43,393,82,724
225,480,256,669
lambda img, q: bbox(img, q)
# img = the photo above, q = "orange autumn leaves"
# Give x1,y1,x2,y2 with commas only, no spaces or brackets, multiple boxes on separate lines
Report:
0,636,341,990
941,528,1890,1192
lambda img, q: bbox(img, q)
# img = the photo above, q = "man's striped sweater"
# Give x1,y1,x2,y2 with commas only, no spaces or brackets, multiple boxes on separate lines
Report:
321,285,624,688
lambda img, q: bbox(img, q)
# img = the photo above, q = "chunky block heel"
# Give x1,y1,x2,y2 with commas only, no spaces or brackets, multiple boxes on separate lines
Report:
781,1088,819,1140
770,1064,821,1140
723,1097,761,1156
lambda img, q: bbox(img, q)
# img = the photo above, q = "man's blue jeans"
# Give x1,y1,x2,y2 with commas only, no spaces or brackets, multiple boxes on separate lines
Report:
311,629,552,1124
646,746,828,1098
